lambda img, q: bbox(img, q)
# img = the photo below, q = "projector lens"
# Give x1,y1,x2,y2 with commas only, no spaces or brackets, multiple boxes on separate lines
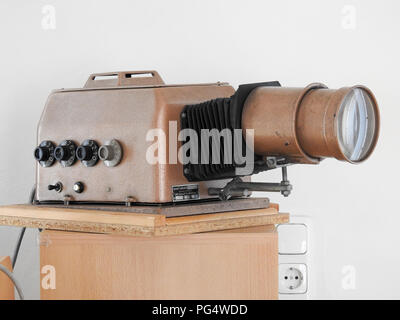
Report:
241,84,380,164
337,88,377,162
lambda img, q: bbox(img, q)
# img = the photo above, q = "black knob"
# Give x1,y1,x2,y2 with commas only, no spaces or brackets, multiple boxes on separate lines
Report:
77,140,99,167
54,140,77,167
48,182,63,193
54,146,70,161
34,141,56,167
76,146,92,161
34,147,50,162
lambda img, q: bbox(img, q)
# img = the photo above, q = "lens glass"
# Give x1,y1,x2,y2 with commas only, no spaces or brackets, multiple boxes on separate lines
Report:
337,88,376,162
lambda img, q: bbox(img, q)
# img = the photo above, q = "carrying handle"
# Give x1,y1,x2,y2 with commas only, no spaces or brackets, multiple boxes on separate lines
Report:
84,70,165,88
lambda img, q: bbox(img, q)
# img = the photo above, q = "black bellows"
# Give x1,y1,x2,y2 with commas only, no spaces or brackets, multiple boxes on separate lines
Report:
180,81,281,181
181,97,237,181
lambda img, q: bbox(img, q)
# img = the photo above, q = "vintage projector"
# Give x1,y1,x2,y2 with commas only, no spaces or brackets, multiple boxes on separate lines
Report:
33,70,380,215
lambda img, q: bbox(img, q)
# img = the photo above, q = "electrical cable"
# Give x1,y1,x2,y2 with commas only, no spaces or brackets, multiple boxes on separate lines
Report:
12,227,26,269
3,186,36,299
0,264,24,300
11,186,35,269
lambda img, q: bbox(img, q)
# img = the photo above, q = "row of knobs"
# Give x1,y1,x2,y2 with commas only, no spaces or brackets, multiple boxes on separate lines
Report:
34,139,122,167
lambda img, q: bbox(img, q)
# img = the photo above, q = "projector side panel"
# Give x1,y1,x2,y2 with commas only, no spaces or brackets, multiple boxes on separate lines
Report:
152,85,237,203
36,88,158,202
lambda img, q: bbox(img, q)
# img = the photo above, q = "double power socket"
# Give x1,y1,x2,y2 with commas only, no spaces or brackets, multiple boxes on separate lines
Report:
278,216,312,299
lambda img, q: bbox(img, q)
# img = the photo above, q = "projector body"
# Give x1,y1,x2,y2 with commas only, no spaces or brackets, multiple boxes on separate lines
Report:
34,70,379,207
35,71,237,204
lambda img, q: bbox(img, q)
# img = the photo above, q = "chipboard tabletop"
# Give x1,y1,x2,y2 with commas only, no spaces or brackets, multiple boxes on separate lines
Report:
0,204,289,237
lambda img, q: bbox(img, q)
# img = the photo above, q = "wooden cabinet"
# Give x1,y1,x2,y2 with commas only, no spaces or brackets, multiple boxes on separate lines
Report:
39,225,278,300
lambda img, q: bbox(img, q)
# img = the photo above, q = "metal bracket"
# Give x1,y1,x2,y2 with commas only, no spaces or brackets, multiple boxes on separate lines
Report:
125,196,137,207
208,167,293,201
63,195,72,206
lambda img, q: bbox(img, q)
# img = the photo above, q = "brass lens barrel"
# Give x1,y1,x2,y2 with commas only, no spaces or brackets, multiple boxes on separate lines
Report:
241,83,380,164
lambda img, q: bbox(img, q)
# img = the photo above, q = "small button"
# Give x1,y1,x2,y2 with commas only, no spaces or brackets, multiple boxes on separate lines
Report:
73,182,84,193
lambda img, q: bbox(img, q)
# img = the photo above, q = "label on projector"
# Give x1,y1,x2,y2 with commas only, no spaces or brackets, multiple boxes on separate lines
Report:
172,184,199,202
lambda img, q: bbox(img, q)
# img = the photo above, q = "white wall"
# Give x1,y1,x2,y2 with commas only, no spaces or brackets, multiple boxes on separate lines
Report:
0,0,398,299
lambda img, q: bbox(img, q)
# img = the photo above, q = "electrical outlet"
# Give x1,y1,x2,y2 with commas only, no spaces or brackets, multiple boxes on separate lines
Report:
279,263,307,294
277,223,307,255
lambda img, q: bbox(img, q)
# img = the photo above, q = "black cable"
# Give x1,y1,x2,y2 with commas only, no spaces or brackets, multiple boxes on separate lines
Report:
12,227,26,269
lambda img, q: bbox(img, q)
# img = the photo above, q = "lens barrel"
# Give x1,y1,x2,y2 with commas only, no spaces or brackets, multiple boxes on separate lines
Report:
241,84,380,164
